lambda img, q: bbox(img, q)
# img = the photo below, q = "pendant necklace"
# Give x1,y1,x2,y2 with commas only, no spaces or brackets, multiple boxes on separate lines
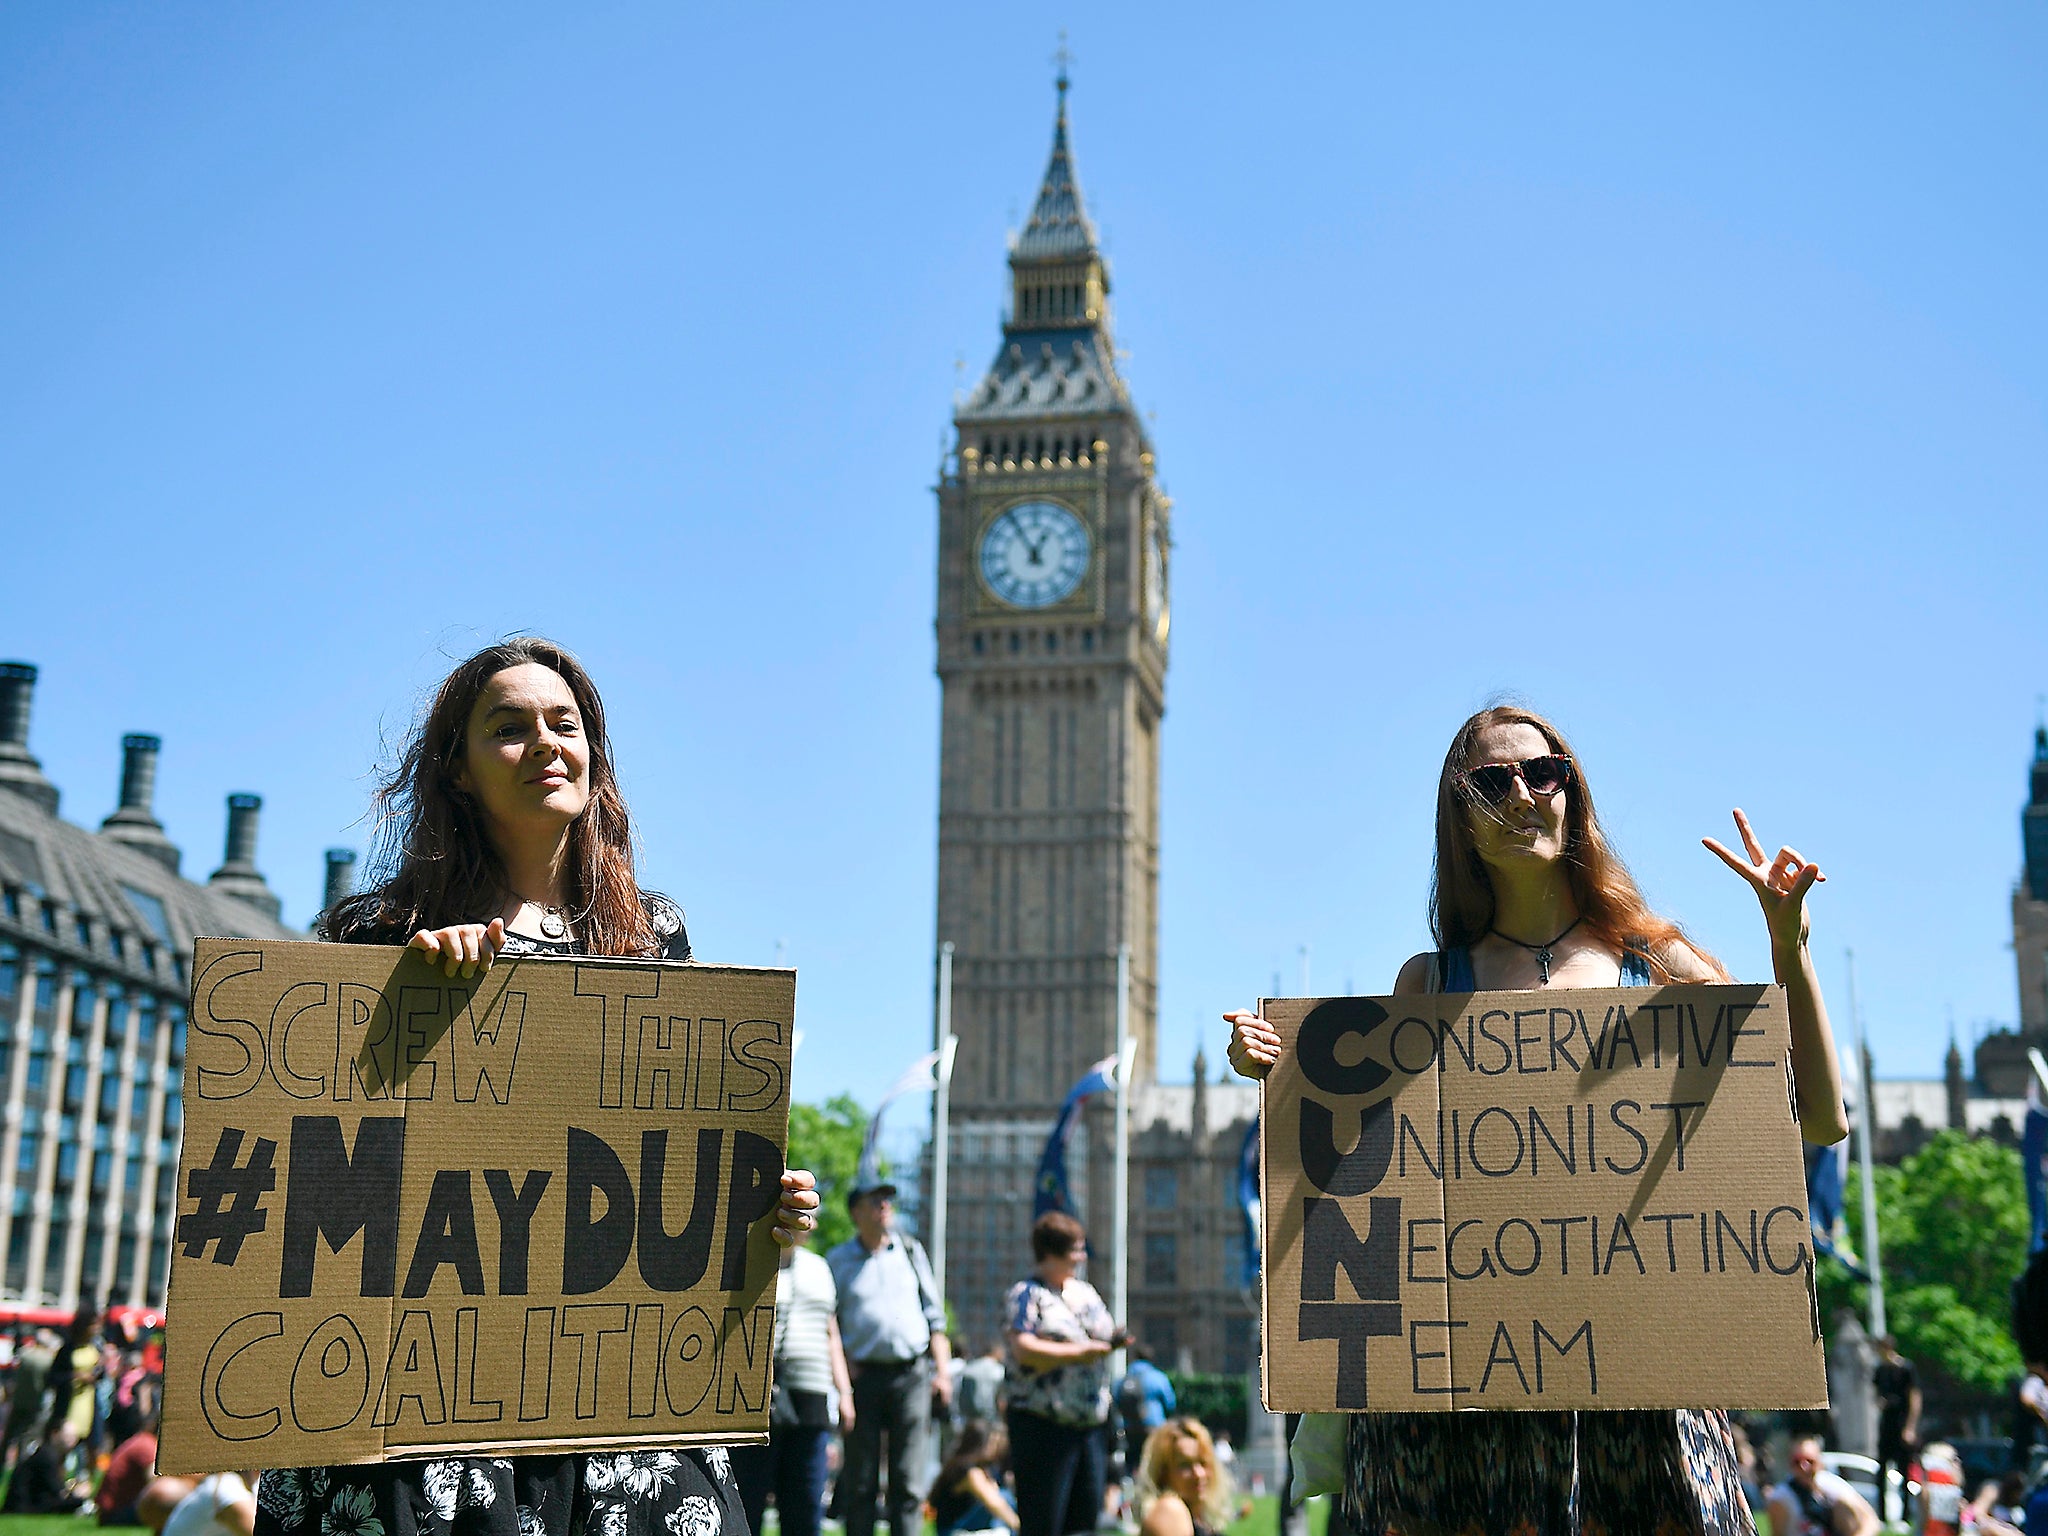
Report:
517,897,571,940
1489,915,1583,984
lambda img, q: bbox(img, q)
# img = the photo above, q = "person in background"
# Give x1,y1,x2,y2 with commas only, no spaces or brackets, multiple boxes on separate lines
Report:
105,1350,151,1452
927,1421,1019,1536
1133,1419,1235,1536
162,1469,257,1536
1917,1441,1966,1536
5,1419,88,1513
733,1227,855,1536
1208,1431,1234,1473
827,1180,952,1536
98,1406,160,1525
1728,1421,1764,1518
1968,1470,2028,1536
0,1327,55,1469
1116,1345,1176,1475
1872,1334,1921,1523
957,1342,1006,1430
1765,1437,1878,1536
1005,1210,1130,1536
58,1326,101,1455
2011,1355,2048,1490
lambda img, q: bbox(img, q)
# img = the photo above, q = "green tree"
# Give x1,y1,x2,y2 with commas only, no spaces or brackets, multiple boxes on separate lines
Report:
787,1093,871,1253
1818,1129,2028,1393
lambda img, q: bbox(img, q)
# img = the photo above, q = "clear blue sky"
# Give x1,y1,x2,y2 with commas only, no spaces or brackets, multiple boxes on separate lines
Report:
6,5,2044,1109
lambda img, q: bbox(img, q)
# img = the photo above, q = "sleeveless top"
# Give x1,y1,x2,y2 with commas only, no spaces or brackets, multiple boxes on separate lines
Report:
1435,940,1653,992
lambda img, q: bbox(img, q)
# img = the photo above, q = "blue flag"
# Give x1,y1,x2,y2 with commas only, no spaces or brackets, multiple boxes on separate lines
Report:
1804,1138,1869,1281
1033,1055,1119,1219
1236,1114,1261,1289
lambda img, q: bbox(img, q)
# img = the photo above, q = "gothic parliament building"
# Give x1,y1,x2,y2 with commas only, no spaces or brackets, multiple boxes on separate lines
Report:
930,81,1258,1374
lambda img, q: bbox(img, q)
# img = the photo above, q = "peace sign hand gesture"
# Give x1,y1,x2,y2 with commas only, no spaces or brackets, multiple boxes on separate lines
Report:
1703,808,1825,956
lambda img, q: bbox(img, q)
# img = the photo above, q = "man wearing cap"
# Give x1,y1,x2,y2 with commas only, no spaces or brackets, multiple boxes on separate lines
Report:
827,1180,951,1536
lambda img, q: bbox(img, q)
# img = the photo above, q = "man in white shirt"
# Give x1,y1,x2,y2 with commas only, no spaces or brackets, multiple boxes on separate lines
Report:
1765,1438,1878,1536
827,1181,952,1536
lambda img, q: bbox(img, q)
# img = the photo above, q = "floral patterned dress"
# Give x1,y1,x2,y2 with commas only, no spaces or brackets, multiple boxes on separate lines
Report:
254,905,749,1536
1336,947,1757,1536
255,1451,744,1536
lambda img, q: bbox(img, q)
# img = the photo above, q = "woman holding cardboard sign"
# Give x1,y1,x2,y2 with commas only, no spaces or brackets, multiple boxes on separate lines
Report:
1225,703,1849,1536
256,638,821,1536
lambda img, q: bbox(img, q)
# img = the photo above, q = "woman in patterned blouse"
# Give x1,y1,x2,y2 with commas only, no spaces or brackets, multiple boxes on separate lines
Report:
257,638,821,1536
1003,1211,1131,1536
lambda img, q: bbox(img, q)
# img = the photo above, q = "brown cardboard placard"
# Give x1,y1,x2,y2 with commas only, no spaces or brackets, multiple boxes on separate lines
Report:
160,939,794,1474
1259,985,1826,1412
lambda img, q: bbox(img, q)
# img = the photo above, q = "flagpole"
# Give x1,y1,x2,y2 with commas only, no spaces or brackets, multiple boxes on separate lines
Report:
1113,942,1132,1371
933,942,956,1310
1847,947,1885,1337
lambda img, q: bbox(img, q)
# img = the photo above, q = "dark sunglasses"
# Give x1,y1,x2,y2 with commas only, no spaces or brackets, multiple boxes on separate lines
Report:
1458,754,1574,804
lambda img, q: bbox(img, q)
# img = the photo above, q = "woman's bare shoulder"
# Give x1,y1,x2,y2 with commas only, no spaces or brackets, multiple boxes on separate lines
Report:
1394,952,1435,995
1654,938,1725,983
1140,1494,1196,1536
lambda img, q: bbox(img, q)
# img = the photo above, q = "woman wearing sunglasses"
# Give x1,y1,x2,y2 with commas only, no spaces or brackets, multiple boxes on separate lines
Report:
1225,703,1850,1536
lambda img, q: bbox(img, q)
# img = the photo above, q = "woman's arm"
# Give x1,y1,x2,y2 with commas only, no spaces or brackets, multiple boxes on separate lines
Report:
1703,810,1852,1145
964,1467,1019,1531
1007,1330,1110,1371
1227,953,1432,1080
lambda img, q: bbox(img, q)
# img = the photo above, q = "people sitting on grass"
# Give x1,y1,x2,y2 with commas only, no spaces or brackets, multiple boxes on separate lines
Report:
928,1420,1019,1536
97,1406,160,1525
5,1418,89,1514
160,1468,258,1536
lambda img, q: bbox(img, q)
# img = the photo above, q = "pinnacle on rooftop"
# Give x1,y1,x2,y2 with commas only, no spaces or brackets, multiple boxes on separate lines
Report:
1014,76,1098,264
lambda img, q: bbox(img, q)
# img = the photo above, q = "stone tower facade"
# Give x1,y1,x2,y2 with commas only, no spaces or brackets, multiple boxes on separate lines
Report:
2017,728,2048,1034
932,78,1172,1343
1974,726,2048,1097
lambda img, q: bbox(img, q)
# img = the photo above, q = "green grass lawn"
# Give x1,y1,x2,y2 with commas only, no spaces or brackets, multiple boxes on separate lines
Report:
0,1516,94,1536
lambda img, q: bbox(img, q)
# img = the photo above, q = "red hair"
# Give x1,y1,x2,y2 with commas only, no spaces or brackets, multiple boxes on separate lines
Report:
1429,705,1723,980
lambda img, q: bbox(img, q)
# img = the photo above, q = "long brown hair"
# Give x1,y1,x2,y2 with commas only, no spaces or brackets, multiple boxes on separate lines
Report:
1430,705,1721,979
932,1418,1008,1497
321,637,661,957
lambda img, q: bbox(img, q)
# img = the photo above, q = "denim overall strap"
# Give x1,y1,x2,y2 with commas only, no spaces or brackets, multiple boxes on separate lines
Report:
1619,942,1653,987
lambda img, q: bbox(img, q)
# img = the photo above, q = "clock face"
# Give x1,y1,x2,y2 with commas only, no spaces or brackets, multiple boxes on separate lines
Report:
978,500,1091,609
1145,521,1169,641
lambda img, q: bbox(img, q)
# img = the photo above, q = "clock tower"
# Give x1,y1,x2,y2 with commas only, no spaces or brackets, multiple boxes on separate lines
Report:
933,75,1171,1340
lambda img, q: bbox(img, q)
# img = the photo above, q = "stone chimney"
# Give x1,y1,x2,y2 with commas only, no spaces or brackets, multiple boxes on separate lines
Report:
99,734,182,873
207,793,282,920
0,663,59,815
322,848,358,915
